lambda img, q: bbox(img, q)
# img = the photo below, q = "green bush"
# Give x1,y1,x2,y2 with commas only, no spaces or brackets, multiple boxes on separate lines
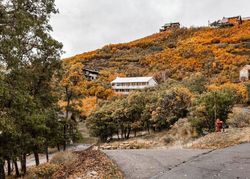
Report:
189,89,238,134
87,86,193,141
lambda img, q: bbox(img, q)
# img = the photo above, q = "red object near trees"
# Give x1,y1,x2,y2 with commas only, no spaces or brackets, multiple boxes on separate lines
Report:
215,118,223,132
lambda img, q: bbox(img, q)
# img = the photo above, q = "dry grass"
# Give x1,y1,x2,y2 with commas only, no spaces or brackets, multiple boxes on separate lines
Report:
50,151,78,170
190,127,250,149
26,163,59,179
100,118,198,149
53,149,123,179
100,119,250,150
228,107,250,128
78,121,98,144
24,149,123,179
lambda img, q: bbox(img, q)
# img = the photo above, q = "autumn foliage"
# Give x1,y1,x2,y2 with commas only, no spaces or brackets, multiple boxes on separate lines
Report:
62,21,250,120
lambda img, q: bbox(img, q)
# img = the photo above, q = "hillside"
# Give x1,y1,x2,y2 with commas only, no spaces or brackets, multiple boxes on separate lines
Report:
65,21,250,79
62,21,250,117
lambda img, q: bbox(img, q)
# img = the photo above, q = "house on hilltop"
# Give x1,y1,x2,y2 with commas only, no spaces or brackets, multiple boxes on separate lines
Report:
83,68,99,80
240,65,250,81
160,22,180,32
111,77,158,94
210,16,242,28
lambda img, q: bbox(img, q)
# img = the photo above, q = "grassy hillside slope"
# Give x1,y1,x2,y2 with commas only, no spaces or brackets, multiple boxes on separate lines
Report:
65,22,250,82
62,21,250,117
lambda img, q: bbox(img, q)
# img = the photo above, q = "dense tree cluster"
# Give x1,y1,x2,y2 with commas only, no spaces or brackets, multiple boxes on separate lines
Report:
87,77,249,141
87,86,193,142
0,0,79,178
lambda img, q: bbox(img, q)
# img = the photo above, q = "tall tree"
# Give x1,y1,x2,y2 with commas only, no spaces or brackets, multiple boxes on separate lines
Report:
0,0,63,177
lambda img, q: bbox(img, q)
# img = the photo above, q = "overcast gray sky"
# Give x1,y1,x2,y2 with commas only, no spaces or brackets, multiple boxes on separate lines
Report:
50,0,250,58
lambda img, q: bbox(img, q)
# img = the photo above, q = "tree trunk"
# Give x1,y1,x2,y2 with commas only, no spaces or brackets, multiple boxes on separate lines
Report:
134,130,137,137
0,160,5,179
64,89,71,151
13,159,20,177
63,124,67,151
124,127,127,139
20,154,26,175
33,151,40,166
117,131,120,140
7,158,11,176
46,146,49,162
121,129,124,139
57,144,60,151
147,122,150,134
126,128,131,139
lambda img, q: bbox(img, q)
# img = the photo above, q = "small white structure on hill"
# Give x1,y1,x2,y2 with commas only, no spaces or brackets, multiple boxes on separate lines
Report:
240,65,250,81
111,77,158,94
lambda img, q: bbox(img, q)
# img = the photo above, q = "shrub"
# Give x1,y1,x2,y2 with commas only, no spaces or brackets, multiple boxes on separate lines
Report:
183,72,207,94
163,136,174,144
228,108,250,128
151,87,193,130
50,151,78,168
28,163,59,179
189,89,238,134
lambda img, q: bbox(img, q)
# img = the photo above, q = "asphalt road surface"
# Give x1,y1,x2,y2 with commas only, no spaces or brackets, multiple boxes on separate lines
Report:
104,143,250,179
104,148,211,179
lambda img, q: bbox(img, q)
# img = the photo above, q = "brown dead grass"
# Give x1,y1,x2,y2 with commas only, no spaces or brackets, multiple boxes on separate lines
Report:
190,127,250,149
24,149,123,179
101,118,198,149
52,148,123,179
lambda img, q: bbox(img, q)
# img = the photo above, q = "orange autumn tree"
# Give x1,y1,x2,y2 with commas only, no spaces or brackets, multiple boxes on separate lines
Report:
59,61,87,149
60,61,87,118
207,82,248,103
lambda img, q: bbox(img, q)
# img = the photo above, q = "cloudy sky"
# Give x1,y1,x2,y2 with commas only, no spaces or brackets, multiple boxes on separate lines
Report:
50,0,250,58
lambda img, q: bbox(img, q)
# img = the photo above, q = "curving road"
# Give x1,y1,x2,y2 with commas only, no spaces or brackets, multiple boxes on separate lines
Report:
104,143,250,179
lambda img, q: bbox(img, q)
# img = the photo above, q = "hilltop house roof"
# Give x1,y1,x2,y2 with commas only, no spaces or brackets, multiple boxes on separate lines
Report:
83,68,99,74
111,77,155,84
162,22,180,27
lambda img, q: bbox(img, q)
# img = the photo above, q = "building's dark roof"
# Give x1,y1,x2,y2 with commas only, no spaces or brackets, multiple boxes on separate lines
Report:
83,68,99,74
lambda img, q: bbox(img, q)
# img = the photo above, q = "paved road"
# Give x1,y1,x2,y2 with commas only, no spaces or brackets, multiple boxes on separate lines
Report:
156,143,250,179
104,143,250,179
104,148,211,179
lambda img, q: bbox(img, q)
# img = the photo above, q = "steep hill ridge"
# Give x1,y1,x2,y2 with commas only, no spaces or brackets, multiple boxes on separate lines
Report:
61,22,250,117
65,21,250,83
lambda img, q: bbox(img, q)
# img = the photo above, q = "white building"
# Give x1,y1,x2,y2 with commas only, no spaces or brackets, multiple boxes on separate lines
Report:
240,65,250,81
111,77,158,94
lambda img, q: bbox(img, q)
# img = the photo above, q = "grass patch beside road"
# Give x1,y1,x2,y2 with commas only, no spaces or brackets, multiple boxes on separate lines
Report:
190,127,250,149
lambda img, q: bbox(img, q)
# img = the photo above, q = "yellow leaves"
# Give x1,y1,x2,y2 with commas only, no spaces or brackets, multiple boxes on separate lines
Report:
63,50,98,64
58,21,250,118
79,97,97,117
207,82,248,103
